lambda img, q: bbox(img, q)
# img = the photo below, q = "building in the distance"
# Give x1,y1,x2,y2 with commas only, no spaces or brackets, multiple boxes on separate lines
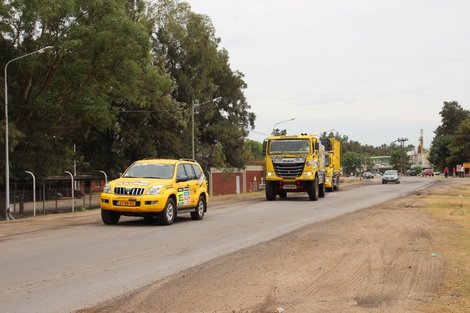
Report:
410,129,431,169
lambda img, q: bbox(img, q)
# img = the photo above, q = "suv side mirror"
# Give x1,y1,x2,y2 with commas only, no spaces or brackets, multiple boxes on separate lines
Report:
177,175,188,182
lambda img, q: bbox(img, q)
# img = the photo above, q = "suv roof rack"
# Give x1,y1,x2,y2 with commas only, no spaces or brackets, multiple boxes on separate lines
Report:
179,158,197,162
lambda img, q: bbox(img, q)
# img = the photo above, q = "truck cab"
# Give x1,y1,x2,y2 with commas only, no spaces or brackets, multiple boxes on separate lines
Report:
263,134,326,201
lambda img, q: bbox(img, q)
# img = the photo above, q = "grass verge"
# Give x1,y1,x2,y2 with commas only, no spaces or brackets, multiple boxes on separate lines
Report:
422,182,470,312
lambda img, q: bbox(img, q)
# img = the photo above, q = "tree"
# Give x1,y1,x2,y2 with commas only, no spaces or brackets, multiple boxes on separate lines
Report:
242,139,264,164
389,149,412,173
429,101,470,170
429,135,452,170
151,0,255,170
0,0,180,178
447,118,470,164
342,152,372,177
434,101,470,136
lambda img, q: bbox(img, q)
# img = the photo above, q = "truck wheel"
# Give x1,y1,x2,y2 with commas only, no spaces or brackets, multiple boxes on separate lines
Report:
279,190,287,199
266,181,276,201
190,196,206,220
319,179,326,198
333,177,340,191
159,198,176,225
101,209,120,225
307,177,319,201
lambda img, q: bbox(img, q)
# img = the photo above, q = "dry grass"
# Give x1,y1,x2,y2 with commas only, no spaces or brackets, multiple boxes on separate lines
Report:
422,183,470,312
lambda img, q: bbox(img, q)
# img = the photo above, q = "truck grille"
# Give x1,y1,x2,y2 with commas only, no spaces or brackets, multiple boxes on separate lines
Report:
114,187,145,195
273,162,305,178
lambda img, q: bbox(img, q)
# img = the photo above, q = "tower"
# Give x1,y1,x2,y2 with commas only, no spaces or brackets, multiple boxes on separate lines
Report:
418,129,424,154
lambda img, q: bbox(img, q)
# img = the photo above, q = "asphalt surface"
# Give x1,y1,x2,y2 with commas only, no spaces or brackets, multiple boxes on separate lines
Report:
0,177,433,313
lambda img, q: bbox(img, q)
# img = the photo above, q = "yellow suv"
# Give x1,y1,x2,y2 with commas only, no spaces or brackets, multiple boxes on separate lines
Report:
100,159,209,225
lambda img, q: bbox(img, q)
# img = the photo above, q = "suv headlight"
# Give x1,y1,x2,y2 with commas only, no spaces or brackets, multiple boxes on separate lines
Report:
148,185,164,195
103,183,111,193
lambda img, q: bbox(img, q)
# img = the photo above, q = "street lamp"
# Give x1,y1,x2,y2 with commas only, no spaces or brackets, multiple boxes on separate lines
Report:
25,171,36,217
396,137,408,176
64,171,74,212
192,97,222,159
272,117,295,135
4,46,54,220
99,170,108,186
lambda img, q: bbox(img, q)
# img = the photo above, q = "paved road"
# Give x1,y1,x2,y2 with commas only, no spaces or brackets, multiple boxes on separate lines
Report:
0,177,433,313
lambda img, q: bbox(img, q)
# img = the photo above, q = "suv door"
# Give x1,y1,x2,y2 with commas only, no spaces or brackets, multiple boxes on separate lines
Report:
176,163,192,208
183,163,199,207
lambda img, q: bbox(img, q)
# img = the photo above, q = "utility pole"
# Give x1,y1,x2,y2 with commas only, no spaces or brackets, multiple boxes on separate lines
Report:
396,137,408,175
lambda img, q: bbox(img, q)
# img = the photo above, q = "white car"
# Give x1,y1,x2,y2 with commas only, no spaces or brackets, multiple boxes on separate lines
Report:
382,170,400,184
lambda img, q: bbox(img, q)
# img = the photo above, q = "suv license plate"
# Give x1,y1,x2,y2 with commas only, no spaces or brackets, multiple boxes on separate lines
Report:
118,200,136,206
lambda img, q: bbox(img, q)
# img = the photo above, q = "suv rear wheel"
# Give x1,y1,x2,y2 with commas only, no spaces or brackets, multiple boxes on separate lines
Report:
191,196,206,220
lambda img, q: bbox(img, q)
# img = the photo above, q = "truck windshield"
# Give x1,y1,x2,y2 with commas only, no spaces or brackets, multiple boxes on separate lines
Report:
269,139,310,154
122,163,175,179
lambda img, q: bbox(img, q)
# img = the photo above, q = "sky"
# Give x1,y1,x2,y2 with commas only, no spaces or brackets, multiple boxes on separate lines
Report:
186,0,470,148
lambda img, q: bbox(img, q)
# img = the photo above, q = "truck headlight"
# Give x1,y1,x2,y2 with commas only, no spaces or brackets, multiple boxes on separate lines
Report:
148,185,163,195
305,172,313,176
267,172,274,177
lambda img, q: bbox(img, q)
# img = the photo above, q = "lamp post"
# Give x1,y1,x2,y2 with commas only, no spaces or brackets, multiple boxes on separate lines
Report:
4,46,53,221
64,171,74,212
99,170,108,187
272,117,295,135
396,137,408,176
25,171,36,217
192,97,222,159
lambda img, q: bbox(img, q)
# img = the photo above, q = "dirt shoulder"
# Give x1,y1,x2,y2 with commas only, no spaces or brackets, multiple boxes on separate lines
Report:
77,179,470,313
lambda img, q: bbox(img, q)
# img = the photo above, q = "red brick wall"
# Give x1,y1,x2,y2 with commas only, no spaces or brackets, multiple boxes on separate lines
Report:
245,171,264,192
211,172,243,196
209,166,264,196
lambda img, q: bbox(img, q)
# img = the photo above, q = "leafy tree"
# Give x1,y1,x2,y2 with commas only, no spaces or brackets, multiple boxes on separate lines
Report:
151,0,255,170
272,128,287,136
0,0,181,179
447,118,470,164
429,101,469,170
429,135,452,170
342,151,372,177
242,139,264,164
434,101,469,136
389,149,412,174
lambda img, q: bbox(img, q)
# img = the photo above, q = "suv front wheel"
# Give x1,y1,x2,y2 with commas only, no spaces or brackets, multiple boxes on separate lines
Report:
101,210,120,225
159,198,176,225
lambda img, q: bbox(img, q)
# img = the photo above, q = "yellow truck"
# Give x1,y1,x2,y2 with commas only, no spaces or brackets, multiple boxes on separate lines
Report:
321,138,341,191
263,133,326,201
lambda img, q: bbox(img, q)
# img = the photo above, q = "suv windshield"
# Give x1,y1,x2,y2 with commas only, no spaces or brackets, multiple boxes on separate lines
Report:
269,139,310,154
384,170,397,175
122,163,175,179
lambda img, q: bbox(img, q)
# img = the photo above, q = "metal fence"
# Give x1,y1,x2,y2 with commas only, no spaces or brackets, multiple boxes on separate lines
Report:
0,181,100,219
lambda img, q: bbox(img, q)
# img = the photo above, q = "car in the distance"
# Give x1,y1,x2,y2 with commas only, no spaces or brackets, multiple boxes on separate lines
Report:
422,169,434,176
382,170,400,184
406,169,417,176
100,158,209,225
362,171,374,179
